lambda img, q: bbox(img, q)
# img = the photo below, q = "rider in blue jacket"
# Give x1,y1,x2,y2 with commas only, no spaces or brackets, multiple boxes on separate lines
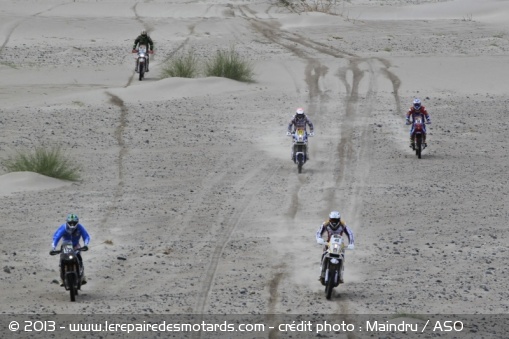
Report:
52,213,91,285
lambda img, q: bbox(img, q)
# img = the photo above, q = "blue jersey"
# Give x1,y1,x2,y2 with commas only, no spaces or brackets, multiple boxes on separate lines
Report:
52,224,90,249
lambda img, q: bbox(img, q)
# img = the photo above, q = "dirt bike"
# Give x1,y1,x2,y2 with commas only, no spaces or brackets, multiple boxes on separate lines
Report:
49,242,88,302
289,128,312,173
134,45,149,81
410,117,426,159
320,235,350,300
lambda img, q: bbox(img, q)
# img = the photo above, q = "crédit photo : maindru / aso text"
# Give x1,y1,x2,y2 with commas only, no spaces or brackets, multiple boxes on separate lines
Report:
365,320,464,333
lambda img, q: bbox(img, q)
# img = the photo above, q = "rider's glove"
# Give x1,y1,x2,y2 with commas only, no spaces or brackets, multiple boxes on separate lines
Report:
347,244,355,250
426,120,431,124
149,50,154,54
132,49,137,53
309,132,315,137
317,238,325,245
286,131,292,136
405,119,411,125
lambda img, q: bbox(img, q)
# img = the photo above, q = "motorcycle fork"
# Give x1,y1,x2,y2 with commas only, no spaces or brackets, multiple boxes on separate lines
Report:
294,144,306,161
63,264,78,282
325,259,343,284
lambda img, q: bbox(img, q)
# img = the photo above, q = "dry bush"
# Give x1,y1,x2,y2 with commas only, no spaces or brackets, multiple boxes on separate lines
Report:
275,0,343,14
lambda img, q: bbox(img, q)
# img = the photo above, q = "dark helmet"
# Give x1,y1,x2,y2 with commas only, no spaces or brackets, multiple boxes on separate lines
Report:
65,213,79,233
328,211,341,231
141,30,147,36
413,98,422,111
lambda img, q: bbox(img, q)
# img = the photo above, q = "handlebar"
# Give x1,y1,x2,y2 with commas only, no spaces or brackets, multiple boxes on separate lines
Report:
288,132,314,136
49,245,88,256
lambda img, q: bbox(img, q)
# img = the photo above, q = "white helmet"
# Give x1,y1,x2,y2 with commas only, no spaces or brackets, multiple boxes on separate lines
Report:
296,108,305,115
413,98,422,110
328,211,341,230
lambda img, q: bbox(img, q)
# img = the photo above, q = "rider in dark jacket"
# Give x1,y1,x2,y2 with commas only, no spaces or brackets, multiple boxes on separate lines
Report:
132,30,154,72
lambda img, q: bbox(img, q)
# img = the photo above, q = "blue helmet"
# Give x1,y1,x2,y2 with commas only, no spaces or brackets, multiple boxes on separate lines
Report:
413,98,422,110
65,213,79,233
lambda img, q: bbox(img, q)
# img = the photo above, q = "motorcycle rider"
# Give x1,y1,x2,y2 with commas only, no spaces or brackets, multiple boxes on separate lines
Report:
316,211,354,285
286,108,314,162
406,98,431,149
51,213,90,286
132,30,154,72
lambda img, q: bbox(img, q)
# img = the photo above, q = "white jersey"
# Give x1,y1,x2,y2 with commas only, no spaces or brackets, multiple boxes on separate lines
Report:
316,220,354,245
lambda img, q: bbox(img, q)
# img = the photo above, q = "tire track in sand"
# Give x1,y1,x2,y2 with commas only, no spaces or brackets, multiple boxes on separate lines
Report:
100,93,128,227
0,3,70,53
237,4,401,333
192,160,284,339
236,3,347,329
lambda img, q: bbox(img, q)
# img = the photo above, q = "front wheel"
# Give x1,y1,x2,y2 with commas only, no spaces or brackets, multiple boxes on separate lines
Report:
68,274,76,302
325,269,336,300
416,134,422,159
296,154,304,173
139,63,144,81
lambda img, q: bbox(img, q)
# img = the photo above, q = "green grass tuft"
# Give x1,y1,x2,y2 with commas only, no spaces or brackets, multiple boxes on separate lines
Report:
3,146,81,181
205,46,255,82
162,49,200,78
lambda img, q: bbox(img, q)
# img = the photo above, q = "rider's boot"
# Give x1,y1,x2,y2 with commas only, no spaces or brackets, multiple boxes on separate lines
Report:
81,264,87,285
319,266,325,286
410,136,415,150
59,271,64,286
423,134,427,148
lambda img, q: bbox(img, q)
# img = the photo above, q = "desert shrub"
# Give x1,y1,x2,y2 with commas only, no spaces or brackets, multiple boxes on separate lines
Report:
161,49,200,78
3,146,81,181
275,0,341,14
204,46,254,82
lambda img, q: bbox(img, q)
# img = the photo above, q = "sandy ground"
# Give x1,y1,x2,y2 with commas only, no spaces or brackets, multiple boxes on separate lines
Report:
1,0,509,338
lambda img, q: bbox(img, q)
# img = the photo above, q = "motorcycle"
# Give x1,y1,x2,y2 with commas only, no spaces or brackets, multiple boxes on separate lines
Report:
133,45,149,81
320,235,351,300
410,117,426,159
50,242,88,302
288,128,312,173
